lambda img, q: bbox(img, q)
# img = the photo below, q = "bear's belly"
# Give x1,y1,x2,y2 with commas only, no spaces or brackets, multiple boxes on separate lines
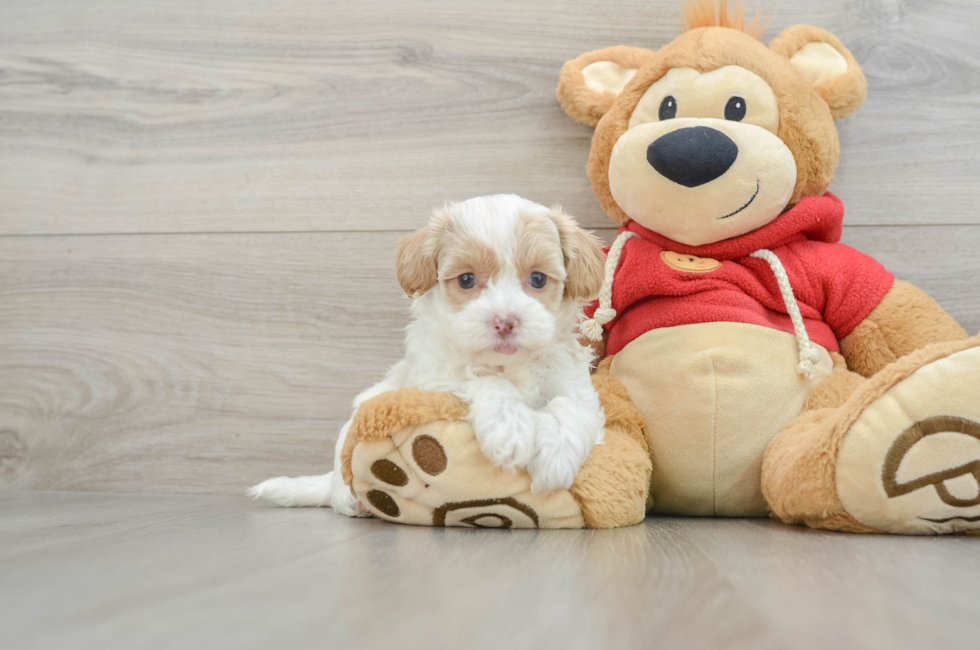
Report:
610,322,834,516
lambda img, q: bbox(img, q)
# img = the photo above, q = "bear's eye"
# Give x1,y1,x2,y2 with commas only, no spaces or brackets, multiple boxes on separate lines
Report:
724,96,746,121
529,272,547,289
457,273,476,289
659,95,677,120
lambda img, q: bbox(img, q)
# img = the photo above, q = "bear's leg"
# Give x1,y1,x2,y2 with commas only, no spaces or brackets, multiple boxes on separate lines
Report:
574,373,654,526
343,385,652,529
763,336,980,534
762,353,875,532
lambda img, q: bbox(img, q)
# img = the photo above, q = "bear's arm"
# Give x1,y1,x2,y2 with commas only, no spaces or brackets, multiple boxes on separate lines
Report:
839,281,968,377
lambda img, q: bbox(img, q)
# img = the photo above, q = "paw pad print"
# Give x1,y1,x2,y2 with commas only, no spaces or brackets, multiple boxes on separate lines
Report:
362,437,448,519
433,497,539,528
411,435,448,475
365,488,400,518
370,459,408,486
348,419,581,528
882,415,980,514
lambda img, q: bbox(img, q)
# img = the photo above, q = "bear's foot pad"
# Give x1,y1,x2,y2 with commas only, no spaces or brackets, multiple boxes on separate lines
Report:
837,338,980,534
341,390,585,528
351,418,585,528
340,381,653,529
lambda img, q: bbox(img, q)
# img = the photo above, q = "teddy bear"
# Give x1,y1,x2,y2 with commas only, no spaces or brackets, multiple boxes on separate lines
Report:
554,1,980,534
340,2,980,534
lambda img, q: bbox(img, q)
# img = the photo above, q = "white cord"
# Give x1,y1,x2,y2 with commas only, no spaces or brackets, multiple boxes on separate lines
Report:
749,249,821,379
581,231,638,342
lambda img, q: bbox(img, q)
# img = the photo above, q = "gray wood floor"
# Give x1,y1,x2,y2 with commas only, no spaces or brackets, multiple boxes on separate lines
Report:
0,491,977,650
2,1,980,648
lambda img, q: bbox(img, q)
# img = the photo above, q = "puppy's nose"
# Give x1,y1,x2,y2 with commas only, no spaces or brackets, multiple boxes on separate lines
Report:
646,126,738,187
492,315,518,335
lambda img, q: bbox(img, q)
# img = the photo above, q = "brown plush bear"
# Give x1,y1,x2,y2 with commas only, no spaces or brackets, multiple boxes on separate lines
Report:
556,1,980,534
341,2,980,533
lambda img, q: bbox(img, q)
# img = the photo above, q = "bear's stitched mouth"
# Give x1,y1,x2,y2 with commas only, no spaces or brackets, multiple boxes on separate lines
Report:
718,181,760,220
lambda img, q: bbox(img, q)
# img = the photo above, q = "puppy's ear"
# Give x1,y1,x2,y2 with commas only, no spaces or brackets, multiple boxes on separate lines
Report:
770,25,867,119
549,208,606,301
557,46,655,127
395,225,439,298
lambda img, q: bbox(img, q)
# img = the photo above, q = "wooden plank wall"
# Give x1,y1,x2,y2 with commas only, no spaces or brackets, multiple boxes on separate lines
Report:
1,0,978,494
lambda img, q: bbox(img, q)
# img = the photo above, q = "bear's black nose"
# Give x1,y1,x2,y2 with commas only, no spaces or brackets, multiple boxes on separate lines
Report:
646,126,738,188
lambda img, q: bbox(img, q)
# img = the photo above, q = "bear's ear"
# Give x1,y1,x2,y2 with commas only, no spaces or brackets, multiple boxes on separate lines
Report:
769,25,868,119
557,46,656,127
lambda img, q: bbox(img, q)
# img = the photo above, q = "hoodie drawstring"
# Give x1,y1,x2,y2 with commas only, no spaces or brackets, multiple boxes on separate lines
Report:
581,231,637,342
749,249,822,379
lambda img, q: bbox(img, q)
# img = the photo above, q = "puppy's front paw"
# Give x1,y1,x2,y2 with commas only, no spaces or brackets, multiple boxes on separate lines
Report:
474,400,536,472
528,411,585,493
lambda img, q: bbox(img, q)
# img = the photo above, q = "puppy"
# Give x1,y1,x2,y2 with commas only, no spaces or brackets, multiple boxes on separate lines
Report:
249,194,607,515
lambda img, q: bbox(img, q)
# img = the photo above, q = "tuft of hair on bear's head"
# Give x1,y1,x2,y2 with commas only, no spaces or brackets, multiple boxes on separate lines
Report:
681,0,769,39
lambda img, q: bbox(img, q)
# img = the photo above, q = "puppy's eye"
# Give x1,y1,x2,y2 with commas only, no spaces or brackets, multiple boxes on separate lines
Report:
457,273,476,289
529,272,547,289
724,96,746,121
659,95,677,121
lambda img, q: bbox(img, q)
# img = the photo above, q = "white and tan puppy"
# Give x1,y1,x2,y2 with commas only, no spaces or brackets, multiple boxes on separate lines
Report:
249,195,607,515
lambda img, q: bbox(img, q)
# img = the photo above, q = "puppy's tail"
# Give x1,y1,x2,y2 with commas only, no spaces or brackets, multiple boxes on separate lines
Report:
247,473,333,507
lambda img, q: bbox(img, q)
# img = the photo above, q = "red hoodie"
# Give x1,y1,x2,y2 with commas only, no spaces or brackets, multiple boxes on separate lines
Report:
589,193,895,356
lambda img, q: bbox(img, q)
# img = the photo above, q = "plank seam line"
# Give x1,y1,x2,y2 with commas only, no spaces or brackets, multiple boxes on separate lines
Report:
0,224,976,238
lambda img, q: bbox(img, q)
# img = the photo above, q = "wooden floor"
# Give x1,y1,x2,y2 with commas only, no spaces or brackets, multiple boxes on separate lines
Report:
0,491,977,650
2,1,980,647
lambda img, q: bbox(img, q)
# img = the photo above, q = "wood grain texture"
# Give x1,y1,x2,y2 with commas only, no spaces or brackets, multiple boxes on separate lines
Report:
0,226,978,494
1,0,979,234
1,492,978,650
0,0,978,495
0,231,408,493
